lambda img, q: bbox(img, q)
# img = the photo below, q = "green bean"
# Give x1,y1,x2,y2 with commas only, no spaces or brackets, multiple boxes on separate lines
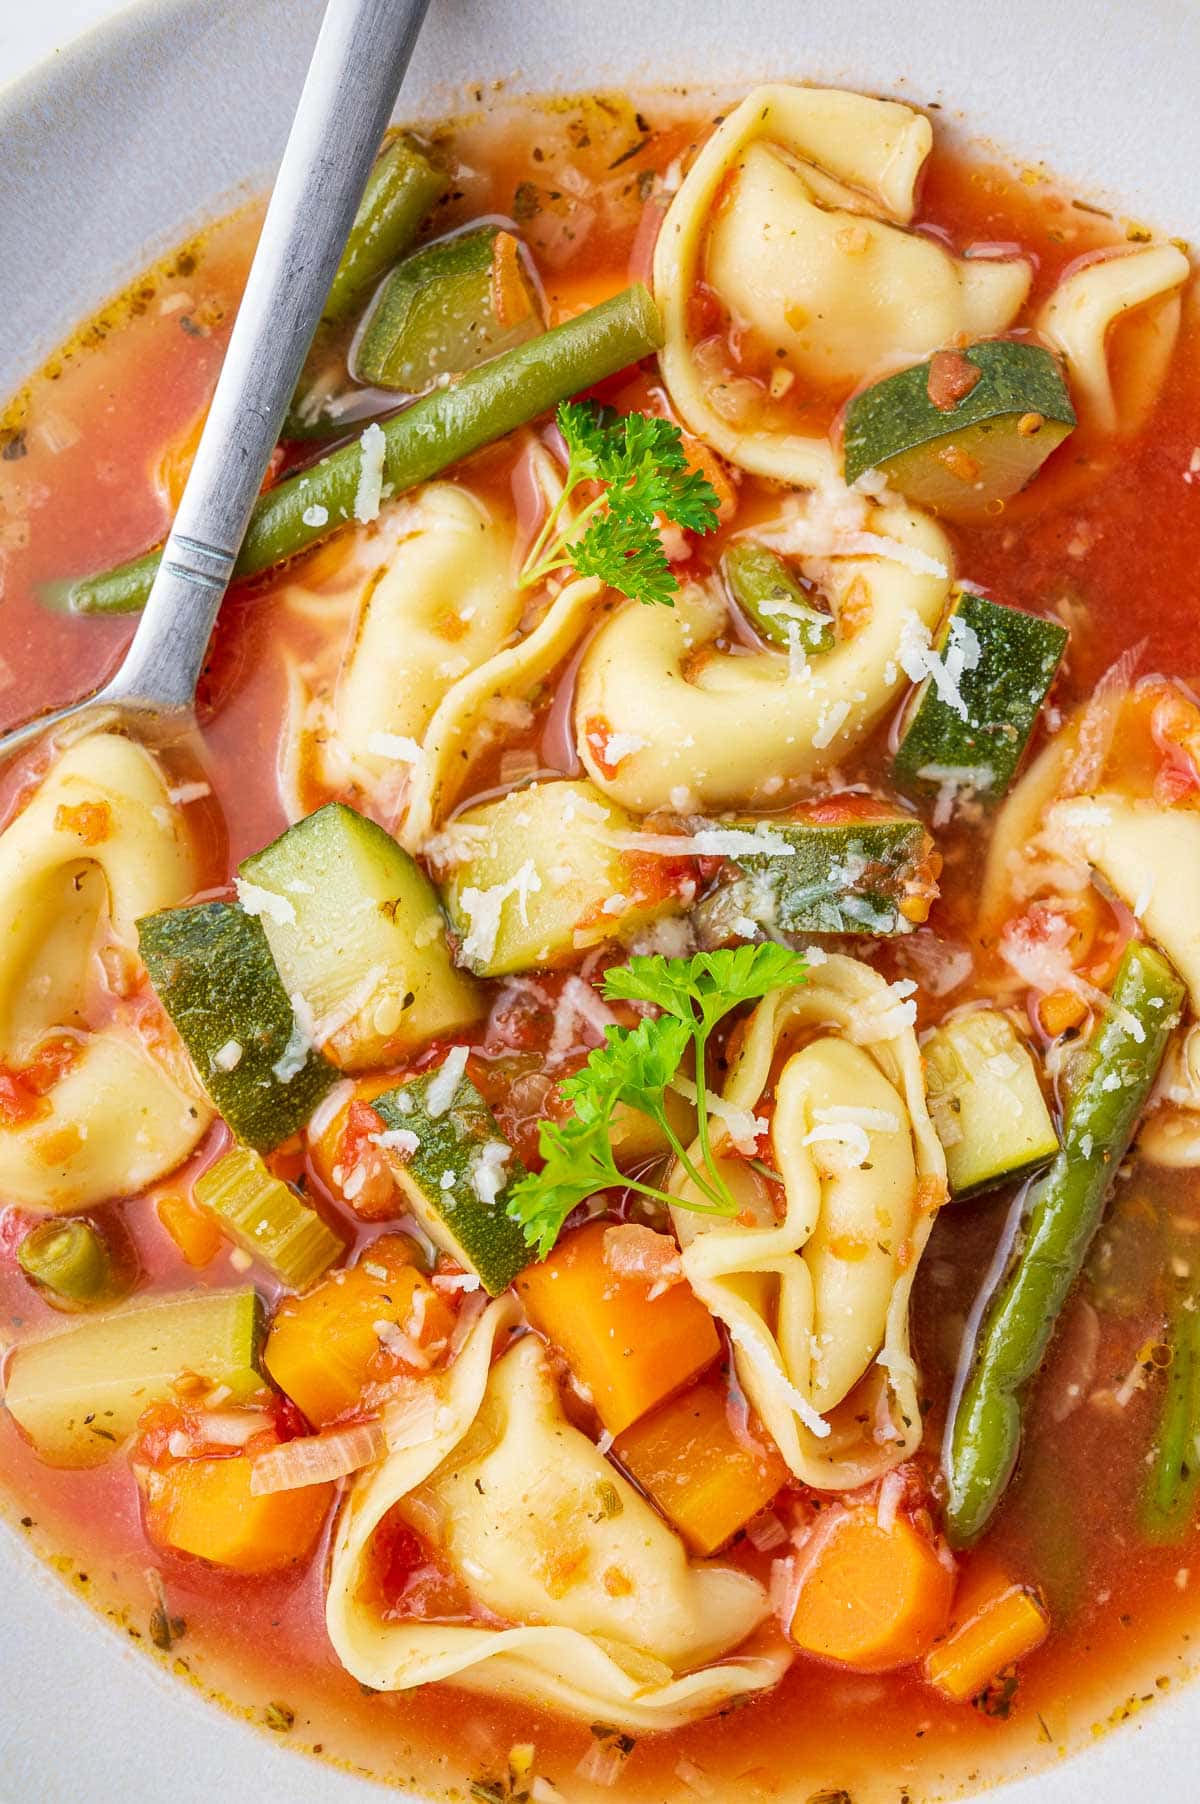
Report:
353,224,543,393
284,134,447,438
1143,1278,1200,1541
722,541,834,654
17,1217,126,1309
944,940,1185,1548
62,284,665,617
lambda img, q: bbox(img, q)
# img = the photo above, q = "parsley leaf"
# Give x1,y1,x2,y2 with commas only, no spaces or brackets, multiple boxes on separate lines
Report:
505,951,808,1257
519,401,720,607
605,944,812,1031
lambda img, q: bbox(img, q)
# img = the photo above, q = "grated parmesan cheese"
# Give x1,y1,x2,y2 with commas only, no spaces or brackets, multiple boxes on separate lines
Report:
353,421,387,524
470,1138,512,1208
301,503,329,529
235,875,296,926
369,1127,420,1156
424,1044,470,1117
366,730,423,764
272,992,316,1083
457,860,543,967
213,1039,243,1073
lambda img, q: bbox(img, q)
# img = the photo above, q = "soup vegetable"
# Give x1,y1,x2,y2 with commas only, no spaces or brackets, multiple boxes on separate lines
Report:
2,80,1199,1804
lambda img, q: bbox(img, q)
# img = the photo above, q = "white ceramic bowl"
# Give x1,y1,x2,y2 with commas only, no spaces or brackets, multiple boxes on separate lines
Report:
2,2,1199,1797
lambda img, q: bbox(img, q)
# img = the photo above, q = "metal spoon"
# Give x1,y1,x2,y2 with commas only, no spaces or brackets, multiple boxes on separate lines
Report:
0,0,432,762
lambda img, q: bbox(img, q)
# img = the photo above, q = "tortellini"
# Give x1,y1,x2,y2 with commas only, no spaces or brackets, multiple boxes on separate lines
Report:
654,83,1030,487
332,483,533,783
1047,793,1200,1008
1038,243,1189,435
671,954,946,1489
0,732,211,1209
403,574,605,851
327,1298,788,1729
574,496,953,813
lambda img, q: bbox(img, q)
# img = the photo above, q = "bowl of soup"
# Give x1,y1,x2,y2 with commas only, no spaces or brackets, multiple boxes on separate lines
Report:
4,2,1200,1800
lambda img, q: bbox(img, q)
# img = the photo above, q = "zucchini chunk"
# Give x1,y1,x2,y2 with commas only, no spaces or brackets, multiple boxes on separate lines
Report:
354,224,544,394
374,1055,533,1295
695,809,938,940
923,1009,1059,1198
194,1146,343,1291
842,340,1075,520
722,541,834,654
894,592,1068,807
441,779,690,977
138,901,339,1151
4,1287,263,1467
239,803,482,1070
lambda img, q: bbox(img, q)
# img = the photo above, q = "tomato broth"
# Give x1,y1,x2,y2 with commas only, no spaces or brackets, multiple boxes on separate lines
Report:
3,87,1200,1804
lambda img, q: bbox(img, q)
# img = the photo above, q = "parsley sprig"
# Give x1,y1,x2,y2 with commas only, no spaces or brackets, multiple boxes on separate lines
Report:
506,945,809,1258
520,402,720,607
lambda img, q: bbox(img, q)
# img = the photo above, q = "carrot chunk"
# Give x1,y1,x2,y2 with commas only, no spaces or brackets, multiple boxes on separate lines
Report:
145,1451,331,1573
264,1235,454,1426
789,1504,955,1672
613,1373,788,1553
156,1192,223,1268
924,1564,1049,1702
515,1220,720,1434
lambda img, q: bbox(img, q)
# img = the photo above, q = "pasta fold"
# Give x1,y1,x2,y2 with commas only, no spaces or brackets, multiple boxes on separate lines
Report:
326,1298,788,1729
574,497,953,812
0,733,211,1209
653,83,1030,486
671,954,946,1488
1038,244,1190,434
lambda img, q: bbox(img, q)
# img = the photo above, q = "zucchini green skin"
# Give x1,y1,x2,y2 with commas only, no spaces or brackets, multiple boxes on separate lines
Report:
240,802,481,1068
4,1287,263,1467
945,942,1185,1547
842,339,1076,516
138,902,338,1151
194,1145,343,1292
697,816,934,939
1143,1278,1200,1542
354,224,542,394
284,135,448,439
923,1009,1058,1198
375,1064,533,1295
894,592,1068,805
62,284,665,616
721,542,834,654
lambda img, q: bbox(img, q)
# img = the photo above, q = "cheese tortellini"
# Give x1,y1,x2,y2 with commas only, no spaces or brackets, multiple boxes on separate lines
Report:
1038,243,1189,435
0,733,211,1209
671,955,946,1489
654,83,1031,487
327,1298,788,1729
574,496,953,813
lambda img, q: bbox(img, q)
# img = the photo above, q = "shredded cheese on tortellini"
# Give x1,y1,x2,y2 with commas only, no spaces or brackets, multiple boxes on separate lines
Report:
326,1297,788,1729
670,954,946,1489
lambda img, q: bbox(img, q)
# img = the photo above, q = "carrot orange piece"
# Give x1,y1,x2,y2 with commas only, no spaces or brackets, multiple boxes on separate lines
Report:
156,1191,223,1268
145,1451,332,1574
515,1220,720,1435
613,1373,788,1554
924,1563,1049,1702
264,1235,454,1426
789,1504,956,1672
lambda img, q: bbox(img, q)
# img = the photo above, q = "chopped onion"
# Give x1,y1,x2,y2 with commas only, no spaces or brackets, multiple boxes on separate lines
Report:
306,1077,355,1142
675,1759,716,1797
250,1421,384,1494
575,1736,632,1787
744,1509,789,1552
201,1409,273,1447
531,1781,567,1804
875,1467,907,1534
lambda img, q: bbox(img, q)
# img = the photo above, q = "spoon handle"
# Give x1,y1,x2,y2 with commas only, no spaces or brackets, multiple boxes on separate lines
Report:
108,0,432,715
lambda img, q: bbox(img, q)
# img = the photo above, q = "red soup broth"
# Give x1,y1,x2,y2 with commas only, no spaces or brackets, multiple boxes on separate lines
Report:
1,87,1200,1804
